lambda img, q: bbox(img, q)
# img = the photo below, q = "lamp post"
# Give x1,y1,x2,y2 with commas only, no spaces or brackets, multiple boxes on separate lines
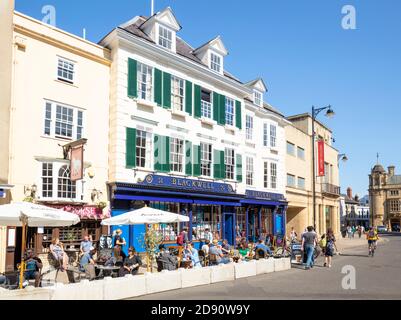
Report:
311,105,335,232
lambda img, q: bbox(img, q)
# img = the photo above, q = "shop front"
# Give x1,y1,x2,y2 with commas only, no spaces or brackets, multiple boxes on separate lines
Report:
109,175,244,253
239,190,288,243
109,175,288,254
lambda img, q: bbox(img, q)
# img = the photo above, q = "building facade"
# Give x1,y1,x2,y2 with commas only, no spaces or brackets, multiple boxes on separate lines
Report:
285,114,341,237
369,164,401,231
100,7,289,252
340,188,370,229
0,2,111,272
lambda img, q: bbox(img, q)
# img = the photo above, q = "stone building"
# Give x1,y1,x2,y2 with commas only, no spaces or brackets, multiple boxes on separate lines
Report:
369,164,401,231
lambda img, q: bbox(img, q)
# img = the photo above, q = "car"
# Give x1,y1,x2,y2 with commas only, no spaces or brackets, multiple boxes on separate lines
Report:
376,226,388,233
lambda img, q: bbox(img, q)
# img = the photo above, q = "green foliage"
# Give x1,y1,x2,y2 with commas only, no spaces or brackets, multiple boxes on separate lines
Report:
138,227,163,270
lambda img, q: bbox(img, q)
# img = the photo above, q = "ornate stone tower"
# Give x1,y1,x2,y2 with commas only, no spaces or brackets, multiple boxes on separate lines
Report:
369,164,387,226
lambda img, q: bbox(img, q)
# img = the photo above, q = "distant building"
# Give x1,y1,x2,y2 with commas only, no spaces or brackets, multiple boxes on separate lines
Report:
369,164,401,231
340,188,370,228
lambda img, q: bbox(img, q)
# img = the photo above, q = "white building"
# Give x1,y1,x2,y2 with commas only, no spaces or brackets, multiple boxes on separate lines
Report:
100,7,289,250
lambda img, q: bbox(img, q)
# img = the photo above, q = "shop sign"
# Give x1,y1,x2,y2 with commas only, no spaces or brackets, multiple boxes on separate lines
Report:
139,174,235,194
245,190,285,201
70,145,84,182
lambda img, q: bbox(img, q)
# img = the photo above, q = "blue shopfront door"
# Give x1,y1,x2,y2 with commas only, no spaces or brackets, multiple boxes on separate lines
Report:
224,213,234,245
274,213,284,235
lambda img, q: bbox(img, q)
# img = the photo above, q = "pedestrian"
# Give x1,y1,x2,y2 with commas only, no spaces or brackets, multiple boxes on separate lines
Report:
352,226,356,238
324,228,338,268
319,234,327,256
301,226,317,270
290,227,298,243
113,229,127,260
358,226,362,239
347,226,352,239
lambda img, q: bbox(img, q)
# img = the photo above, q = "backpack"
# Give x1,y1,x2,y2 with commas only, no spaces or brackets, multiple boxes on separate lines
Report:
176,233,184,246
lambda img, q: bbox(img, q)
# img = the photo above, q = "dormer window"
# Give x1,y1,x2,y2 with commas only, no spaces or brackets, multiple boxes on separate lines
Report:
254,91,263,107
158,25,173,50
210,52,222,73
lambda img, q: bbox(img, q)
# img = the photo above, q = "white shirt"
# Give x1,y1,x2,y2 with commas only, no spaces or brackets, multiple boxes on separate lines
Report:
201,244,209,255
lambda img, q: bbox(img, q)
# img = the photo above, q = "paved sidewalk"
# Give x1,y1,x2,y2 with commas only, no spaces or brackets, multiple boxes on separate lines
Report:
336,236,387,253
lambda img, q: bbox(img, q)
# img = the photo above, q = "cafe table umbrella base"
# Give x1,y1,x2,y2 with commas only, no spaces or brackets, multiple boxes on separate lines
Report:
0,202,80,289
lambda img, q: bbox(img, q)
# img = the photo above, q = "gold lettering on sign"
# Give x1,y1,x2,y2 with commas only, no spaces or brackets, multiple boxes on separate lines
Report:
172,178,177,186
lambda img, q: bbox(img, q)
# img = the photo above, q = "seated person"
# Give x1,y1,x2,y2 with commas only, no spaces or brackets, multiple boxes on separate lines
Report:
79,246,96,280
209,240,230,265
119,247,142,277
184,242,201,268
157,244,178,271
201,240,210,255
246,243,255,260
238,243,249,258
50,238,68,272
255,240,272,256
221,239,231,255
80,235,93,256
23,249,43,288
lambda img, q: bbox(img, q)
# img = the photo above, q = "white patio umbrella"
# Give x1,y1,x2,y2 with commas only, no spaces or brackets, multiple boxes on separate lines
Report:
101,206,189,272
0,202,80,288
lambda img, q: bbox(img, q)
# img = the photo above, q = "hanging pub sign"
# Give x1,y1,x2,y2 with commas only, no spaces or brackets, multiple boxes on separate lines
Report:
317,140,325,177
70,145,84,182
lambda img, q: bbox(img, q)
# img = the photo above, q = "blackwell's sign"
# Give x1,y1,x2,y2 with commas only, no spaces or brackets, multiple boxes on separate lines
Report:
245,190,285,201
139,174,235,194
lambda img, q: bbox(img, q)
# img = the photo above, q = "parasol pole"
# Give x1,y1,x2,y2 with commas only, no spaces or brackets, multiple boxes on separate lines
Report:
19,215,28,289
145,223,150,272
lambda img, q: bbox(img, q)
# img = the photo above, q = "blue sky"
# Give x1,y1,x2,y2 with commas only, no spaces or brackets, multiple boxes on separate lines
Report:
15,0,401,197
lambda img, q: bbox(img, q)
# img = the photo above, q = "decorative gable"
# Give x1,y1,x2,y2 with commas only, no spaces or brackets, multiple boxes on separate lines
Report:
193,36,228,74
156,7,181,31
245,78,268,93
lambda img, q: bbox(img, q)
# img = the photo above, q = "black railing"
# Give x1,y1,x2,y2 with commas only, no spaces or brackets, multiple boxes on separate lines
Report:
321,183,341,196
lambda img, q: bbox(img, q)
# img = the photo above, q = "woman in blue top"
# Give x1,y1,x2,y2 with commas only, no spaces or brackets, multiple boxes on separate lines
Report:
185,242,201,268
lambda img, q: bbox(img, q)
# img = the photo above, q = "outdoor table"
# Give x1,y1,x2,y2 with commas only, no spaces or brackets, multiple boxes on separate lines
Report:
95,265,120,278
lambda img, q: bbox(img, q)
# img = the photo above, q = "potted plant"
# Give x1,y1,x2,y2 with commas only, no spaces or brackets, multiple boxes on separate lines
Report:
139,227,163,273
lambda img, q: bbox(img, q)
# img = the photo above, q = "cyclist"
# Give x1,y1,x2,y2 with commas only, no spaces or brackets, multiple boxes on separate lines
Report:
366,227,379,256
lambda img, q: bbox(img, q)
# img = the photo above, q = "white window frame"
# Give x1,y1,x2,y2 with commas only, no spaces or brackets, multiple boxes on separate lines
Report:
246,115,254,141
225,148,235,180
263,123,269,147
201,88,212,119
270,125,277,148
135,130,153,169
43,100,84,141
271,162,277,189
225,97,235,126
137,62,153,102
254,90,262,107
158,24,173,51
200,143,212,177
246,157,254,186
210,52,223,74
264,161,269,189
171,75,185,112
170,138,185,173
39,162,83,202
57,57,76,84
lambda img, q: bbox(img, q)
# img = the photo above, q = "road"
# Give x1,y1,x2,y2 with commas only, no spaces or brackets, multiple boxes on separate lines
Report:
132,234,401,300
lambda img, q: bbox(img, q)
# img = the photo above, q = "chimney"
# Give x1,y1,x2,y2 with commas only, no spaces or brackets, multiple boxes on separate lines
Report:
347,187,352,199
388,166,395,177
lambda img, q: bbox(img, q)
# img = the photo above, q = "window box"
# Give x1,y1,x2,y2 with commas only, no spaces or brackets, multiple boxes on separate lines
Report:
201,117,216,126
136,98,158,109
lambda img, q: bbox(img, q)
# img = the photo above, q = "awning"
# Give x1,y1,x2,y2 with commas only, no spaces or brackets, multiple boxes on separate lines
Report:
240,199,285,206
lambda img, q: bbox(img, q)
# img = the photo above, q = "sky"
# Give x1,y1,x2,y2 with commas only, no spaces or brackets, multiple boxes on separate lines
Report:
15,0,401,197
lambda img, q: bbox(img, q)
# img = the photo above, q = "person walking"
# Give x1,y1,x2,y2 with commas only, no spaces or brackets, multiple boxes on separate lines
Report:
347,226,352,239
358,226,362,239
290,227,298,243
301,226,317,270
324,228,338,268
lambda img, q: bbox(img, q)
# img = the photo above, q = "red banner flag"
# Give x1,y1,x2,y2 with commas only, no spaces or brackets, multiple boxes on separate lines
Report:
317,140,325,177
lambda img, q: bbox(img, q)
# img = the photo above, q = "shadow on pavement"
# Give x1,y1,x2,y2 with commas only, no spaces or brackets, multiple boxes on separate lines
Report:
339,253,370,258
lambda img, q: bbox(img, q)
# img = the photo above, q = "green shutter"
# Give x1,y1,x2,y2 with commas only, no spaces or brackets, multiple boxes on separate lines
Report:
185,141,193,176
236,100,242,129
126,128,136,168
185,81,193,115
194,85,201,118
193,145,201,176
220,150,226,179
163,72,171,109
236,154,243,182
154,68,162,106
219,95,226,126
154,134,162,172
213,92,220,122
164,136,170,172
127,58,137,98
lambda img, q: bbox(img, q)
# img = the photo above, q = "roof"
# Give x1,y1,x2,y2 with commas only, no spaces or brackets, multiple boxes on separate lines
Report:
372,164,386,173
286,113,333,133
341,194,359,204
388,175,401,185
121,16,242,84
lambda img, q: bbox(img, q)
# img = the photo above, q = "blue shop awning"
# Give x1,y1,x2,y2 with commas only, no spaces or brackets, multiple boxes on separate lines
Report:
114,194,193,204
240,199,284,206
193,199,242,207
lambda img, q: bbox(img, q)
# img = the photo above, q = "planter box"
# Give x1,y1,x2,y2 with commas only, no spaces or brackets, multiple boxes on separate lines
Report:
234,260,257,279
274,258,291,272
256,258,275,275
181,267,211,288
210,264,235,283
283,258,291,270
50,279,104,300
145,270,182,295
103,275,146,300
0,287,52,300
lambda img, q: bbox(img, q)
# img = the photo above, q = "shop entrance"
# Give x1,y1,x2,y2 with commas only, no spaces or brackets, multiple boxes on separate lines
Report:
247,207,260,243
223,213,234,245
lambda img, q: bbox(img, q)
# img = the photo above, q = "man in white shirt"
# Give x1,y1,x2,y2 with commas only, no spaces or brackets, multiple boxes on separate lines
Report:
201,240,210,255
204,228,213,242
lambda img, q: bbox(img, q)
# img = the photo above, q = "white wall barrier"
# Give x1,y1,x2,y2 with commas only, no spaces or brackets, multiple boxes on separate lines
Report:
180,267,211,288
103,274,147,300
210,264,235,283
274,258,291,272
50,279,104,300
255,258,275,275
234,260,257,279
145,269,182,295
0,287,52,300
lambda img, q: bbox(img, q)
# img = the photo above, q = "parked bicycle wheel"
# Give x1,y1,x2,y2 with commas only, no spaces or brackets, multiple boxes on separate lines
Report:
275,247,291,258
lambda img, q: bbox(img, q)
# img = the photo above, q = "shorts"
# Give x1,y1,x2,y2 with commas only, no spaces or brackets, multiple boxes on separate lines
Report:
368,240,376,245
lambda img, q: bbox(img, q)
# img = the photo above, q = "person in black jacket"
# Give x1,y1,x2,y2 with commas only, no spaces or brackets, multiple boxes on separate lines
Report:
118,247,142,277
157,244,178,271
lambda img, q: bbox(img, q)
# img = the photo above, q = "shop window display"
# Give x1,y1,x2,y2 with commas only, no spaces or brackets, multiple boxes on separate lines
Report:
192,205,221,240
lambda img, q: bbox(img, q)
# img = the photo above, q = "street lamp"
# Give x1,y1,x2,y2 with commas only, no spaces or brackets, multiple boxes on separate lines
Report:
338,154,348,162
312,105,335,232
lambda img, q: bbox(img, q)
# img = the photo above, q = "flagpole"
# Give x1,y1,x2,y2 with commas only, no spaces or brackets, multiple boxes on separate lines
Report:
151,0,154,16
